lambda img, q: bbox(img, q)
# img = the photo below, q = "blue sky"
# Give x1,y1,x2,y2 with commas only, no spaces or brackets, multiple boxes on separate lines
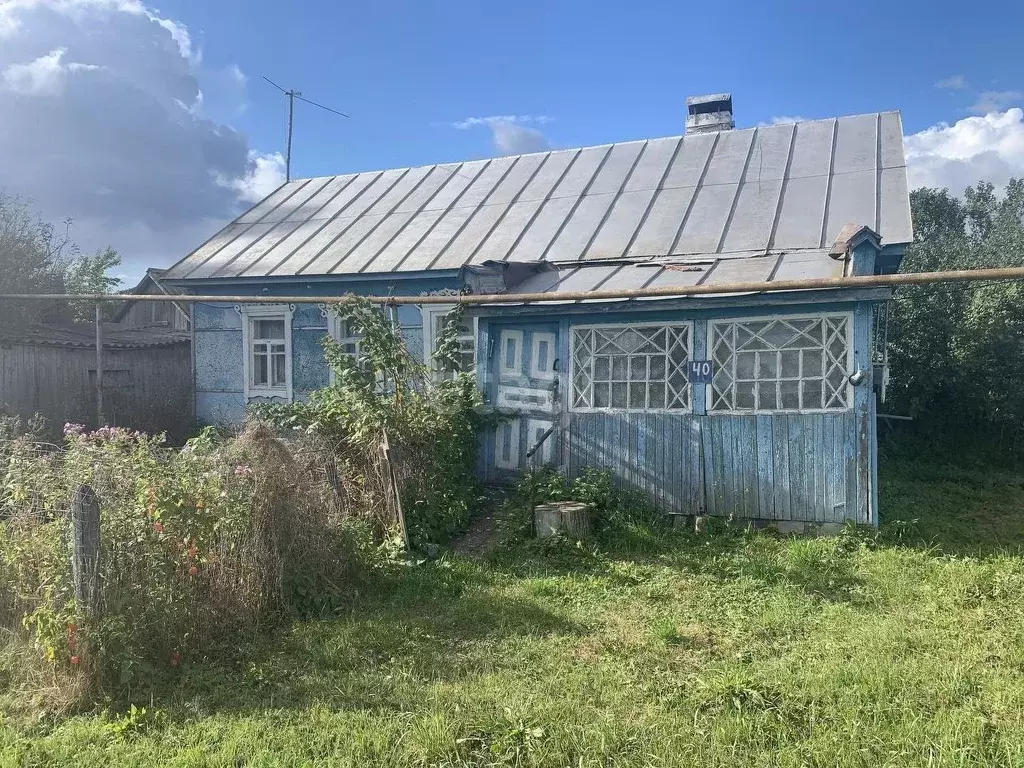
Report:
162,0,1024,177
0,0,1022,280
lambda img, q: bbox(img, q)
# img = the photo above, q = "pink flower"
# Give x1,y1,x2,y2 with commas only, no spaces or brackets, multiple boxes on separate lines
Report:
234,465,254,476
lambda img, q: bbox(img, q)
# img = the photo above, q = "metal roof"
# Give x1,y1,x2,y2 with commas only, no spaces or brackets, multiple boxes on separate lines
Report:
497,249,845,304
164,111,913,282
0,323,190,349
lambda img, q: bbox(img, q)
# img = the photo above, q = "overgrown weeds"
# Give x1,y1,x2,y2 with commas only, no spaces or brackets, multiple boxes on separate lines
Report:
0,420,368,710
0,298,489,710
254,298,487,550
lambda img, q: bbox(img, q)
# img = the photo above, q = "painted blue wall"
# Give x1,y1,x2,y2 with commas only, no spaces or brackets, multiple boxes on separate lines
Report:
182,240,892,524
188,275,460,425
479,296,879,525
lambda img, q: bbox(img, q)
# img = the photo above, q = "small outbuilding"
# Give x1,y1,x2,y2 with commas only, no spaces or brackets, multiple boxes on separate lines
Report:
162,96,913,526
0,322,192,441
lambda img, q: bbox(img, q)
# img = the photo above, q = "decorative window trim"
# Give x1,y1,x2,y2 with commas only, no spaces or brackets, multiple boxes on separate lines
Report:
570,322,694,413
499,329,524,378
707,311,854,415
238,304,293,402
422,304,477,378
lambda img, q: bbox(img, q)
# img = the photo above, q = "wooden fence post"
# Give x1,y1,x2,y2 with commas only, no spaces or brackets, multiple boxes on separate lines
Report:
71,485,102,617
380,431,410,551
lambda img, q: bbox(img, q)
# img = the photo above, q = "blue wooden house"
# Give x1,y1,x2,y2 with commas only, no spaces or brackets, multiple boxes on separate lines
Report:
163,96,913,527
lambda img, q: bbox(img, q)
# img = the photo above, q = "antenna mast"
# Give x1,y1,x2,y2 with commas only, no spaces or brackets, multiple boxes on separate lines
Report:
263,76,349,183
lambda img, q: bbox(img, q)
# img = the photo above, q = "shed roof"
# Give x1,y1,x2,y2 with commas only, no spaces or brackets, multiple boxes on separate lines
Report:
164,111,913,282
0,323,190,350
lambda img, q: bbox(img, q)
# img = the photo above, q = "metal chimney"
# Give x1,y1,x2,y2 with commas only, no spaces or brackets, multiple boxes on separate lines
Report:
686,93,734,134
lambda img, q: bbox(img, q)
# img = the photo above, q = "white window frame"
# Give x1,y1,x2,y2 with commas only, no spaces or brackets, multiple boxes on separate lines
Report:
706,311,854,415
326,312,364,385
239,304,293,402
422,304,477,378
569,321,694,414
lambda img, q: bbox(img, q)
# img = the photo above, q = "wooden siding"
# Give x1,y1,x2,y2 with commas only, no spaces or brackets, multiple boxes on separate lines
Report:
119,300,190,331
567,411,866,524
0,343,193,443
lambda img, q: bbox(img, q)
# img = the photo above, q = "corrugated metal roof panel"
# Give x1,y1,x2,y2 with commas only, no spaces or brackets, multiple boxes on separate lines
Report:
499,249,839,304
772,175,829,250
164,112,913,280
1,323,189,349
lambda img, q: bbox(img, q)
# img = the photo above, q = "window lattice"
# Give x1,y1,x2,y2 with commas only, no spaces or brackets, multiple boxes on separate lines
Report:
710,316,850,412
572,325,691,411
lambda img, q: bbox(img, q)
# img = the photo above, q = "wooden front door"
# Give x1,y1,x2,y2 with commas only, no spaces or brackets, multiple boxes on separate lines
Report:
487,322,561,481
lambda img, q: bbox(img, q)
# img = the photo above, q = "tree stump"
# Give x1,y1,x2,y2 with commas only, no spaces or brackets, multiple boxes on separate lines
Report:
534,501,591,539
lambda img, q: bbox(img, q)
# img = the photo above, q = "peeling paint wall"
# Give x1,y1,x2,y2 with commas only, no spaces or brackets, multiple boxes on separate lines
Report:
190,277,457,427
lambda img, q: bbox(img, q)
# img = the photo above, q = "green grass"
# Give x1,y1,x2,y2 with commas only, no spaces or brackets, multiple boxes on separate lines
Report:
4,456,1024,767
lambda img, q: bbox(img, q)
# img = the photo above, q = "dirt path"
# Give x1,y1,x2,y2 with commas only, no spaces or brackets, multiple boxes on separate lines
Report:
451,488,507,557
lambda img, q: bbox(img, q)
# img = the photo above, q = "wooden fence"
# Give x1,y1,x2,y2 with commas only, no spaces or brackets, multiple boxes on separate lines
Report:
0,341,192,442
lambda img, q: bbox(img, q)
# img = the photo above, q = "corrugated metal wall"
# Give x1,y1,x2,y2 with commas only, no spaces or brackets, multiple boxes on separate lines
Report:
0,343,193,442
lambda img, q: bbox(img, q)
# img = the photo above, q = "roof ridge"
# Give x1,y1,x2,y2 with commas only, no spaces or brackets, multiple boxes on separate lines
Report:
283,111,902,184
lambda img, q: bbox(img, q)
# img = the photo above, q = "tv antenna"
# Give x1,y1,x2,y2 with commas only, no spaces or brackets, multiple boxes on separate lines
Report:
263,76,349,182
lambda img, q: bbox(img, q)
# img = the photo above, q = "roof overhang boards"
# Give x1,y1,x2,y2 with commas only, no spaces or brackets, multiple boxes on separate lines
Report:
470,223,891,315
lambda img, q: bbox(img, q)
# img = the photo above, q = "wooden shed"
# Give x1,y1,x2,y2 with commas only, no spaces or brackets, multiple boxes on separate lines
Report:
161,96,914,527
112,268,191,331
0,323,193,442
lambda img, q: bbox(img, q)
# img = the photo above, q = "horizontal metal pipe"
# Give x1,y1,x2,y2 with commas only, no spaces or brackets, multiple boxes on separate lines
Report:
2,266,1023,306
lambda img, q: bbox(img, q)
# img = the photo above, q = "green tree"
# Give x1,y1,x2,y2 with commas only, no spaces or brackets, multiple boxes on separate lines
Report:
0,191,121,327
65,245,122,321
888,181,1024,453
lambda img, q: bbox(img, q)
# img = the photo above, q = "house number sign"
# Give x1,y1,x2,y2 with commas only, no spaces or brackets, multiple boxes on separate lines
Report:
687,360,715,383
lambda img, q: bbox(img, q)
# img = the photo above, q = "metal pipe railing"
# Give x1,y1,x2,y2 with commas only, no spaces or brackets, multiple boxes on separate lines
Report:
2,266,1024,306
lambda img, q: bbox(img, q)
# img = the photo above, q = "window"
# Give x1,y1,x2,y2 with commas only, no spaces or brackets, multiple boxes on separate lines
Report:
425,306,475,376
571,324,692,411
709,315,851,413
240,305,292,401
333,316,365,360
252,319,287,388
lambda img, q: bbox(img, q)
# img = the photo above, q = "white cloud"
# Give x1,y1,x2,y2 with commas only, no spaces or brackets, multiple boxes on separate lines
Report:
451,114,553,155
488,120,551,154
2,48,85,95
935,75,968,90
222,151,286,203
904,108,1024,193
760,115,808,126
452,114,551,130
0,0,281,276
969,90,1024,115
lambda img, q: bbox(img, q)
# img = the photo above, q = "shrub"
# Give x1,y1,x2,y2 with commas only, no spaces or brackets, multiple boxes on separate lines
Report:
0,421,364,704
254,298,486,551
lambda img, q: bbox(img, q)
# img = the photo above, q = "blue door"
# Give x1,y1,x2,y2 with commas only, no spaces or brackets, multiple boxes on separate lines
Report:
487,322,561,481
